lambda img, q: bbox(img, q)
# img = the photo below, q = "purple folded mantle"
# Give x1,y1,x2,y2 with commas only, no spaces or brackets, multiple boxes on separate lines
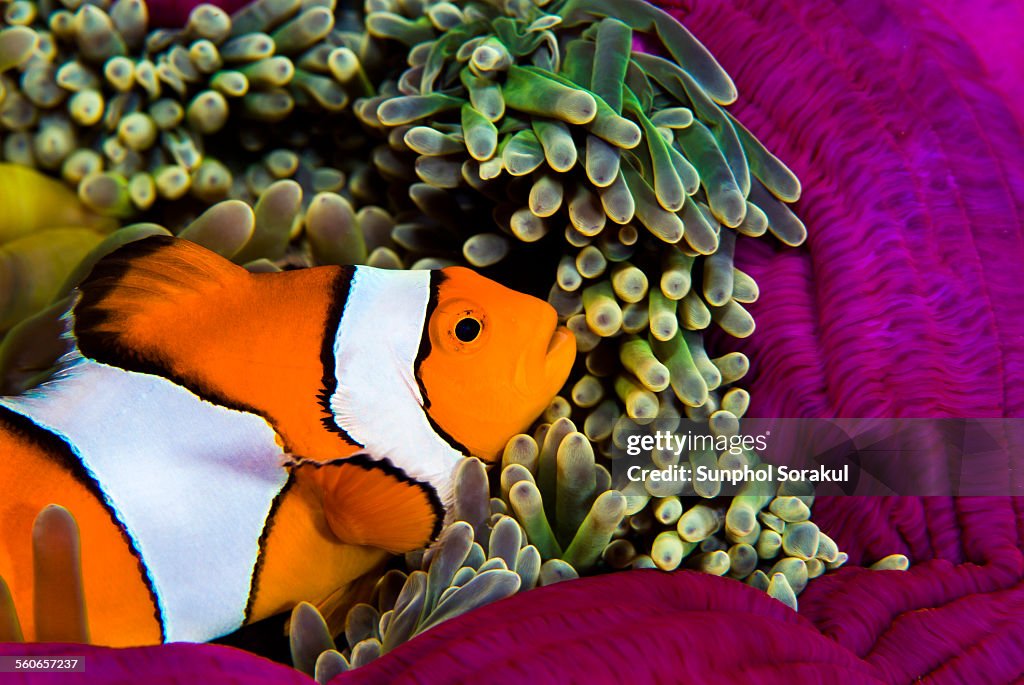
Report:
799,497,1024,683
339,571,887,685
689,0,1024,420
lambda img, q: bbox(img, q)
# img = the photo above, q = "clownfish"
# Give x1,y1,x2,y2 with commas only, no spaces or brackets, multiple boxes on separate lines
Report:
0,236,575,646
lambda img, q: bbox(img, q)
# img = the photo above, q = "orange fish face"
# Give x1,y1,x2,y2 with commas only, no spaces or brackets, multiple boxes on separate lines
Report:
418,267,576,462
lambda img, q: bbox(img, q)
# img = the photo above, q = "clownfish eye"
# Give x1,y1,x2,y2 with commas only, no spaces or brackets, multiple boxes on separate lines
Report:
454,316,482,343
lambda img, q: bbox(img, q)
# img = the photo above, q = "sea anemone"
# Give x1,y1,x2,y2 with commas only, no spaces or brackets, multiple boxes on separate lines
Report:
0,0,921,678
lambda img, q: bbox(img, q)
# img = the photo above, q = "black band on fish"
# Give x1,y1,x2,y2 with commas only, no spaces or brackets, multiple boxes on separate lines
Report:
413,269,446,412
412,270,473,457
242,473,296,625
0,405,166,641
420,410,473,459
317,267,361,446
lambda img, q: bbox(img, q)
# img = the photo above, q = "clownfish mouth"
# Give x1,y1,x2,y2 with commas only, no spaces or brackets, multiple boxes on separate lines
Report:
514,317,575,403
542,325,576,387
547,325,572,354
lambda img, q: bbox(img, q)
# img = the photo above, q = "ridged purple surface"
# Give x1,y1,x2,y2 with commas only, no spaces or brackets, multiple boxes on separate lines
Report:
683,0,1024,420
799,497,1024,683
336,571,887,685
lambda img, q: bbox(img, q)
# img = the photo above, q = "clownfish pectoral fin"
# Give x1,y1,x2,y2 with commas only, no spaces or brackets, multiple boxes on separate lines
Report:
293,457,445,555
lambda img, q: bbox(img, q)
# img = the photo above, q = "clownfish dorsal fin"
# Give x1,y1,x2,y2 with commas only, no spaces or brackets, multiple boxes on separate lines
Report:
72,236,360,460
73,236,249,364
294,456,445,554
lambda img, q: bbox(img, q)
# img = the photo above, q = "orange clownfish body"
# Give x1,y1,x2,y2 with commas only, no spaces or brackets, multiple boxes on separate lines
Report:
0,236,575,646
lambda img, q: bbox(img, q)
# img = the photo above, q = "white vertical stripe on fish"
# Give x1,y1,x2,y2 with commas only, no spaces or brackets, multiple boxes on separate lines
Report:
329,266,463,504
0,353,289,643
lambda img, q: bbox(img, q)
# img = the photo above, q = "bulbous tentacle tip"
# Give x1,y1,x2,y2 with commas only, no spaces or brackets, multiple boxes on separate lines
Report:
30,504,89,643
289,601,336,678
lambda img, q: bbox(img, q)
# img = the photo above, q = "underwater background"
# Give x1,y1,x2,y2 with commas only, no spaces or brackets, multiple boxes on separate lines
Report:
1,0,1022,682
